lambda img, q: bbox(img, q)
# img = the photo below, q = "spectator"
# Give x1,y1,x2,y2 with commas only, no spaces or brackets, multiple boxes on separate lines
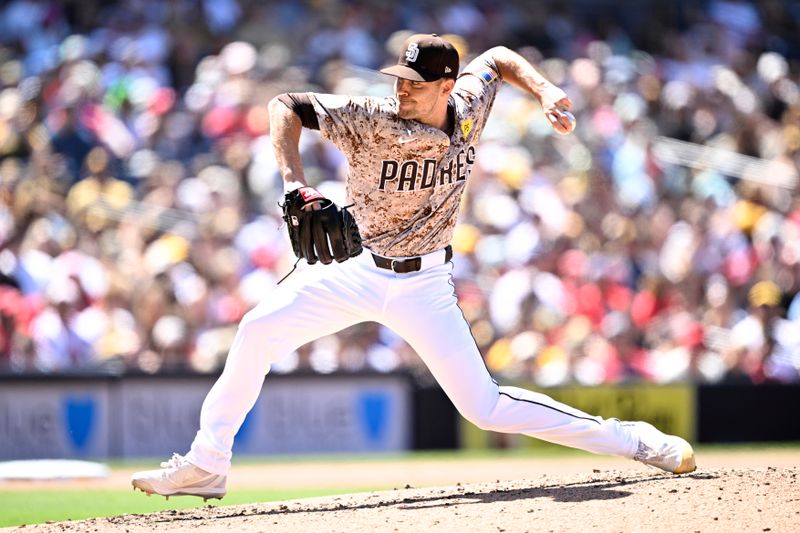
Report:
0,0,797,385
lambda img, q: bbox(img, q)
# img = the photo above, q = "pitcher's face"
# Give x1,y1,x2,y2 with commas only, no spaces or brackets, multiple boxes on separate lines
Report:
394,78,452,121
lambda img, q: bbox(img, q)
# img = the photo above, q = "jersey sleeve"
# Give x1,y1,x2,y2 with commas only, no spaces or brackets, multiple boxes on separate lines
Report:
455,50,503,106
307,94,380,150
451,50,503,139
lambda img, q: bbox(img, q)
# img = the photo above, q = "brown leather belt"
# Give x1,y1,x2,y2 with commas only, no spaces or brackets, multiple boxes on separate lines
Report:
372,245,453,273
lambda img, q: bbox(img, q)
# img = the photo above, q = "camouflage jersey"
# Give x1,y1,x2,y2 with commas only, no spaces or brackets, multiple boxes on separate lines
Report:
308,51,502,257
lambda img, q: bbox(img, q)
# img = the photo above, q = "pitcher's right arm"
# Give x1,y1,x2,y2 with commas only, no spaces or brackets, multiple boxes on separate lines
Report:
268,95,308,192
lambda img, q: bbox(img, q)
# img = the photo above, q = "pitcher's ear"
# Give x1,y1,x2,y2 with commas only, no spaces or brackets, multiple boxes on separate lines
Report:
442,78,455,94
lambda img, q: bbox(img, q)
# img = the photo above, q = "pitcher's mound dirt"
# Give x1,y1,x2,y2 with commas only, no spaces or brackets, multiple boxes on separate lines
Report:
15,467,799,532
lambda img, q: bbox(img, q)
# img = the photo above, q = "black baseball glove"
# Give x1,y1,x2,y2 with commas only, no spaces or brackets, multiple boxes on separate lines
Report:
281,187,362,265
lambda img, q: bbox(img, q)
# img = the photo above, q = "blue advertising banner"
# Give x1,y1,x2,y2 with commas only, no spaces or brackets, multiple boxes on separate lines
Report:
0,374,411,460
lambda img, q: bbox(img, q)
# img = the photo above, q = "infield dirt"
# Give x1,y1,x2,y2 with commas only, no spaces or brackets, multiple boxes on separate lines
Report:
4,450,799,532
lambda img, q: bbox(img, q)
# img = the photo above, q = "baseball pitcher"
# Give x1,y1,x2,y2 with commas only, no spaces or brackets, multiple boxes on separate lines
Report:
132,33,695,500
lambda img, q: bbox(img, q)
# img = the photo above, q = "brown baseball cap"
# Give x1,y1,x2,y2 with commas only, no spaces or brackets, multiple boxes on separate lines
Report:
380,33,459,82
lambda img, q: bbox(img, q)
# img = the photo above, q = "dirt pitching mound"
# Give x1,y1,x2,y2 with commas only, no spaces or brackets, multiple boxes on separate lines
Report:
14,467,799,532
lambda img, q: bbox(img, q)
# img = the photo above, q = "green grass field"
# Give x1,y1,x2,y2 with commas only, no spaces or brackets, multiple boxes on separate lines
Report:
0,487,380,528
1,444,797,529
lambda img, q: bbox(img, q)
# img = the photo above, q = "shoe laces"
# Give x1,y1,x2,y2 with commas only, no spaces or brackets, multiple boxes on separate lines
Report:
160,453,188,470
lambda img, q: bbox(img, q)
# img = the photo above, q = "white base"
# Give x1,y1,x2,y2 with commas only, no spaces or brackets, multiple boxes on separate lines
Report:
0,459,110,480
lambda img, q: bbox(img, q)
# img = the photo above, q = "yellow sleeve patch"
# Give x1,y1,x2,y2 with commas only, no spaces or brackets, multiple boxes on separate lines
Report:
460,118,473,138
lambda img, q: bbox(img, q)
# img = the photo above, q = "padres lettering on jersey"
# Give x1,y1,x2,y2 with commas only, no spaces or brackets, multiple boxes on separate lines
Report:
309,52,501,257
378,146,476,192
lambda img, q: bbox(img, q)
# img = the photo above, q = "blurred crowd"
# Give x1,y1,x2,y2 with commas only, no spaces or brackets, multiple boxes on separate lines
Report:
0,0,799,385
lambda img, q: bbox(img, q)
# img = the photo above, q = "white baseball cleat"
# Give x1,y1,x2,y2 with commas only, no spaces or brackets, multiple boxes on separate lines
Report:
131,453,227,501
627,421,697,474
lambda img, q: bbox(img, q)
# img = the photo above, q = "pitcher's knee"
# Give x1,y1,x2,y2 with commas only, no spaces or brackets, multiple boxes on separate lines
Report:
235,311,294,362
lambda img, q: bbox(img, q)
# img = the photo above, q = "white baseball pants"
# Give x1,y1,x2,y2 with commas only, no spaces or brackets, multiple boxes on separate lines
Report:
187,248,639,475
